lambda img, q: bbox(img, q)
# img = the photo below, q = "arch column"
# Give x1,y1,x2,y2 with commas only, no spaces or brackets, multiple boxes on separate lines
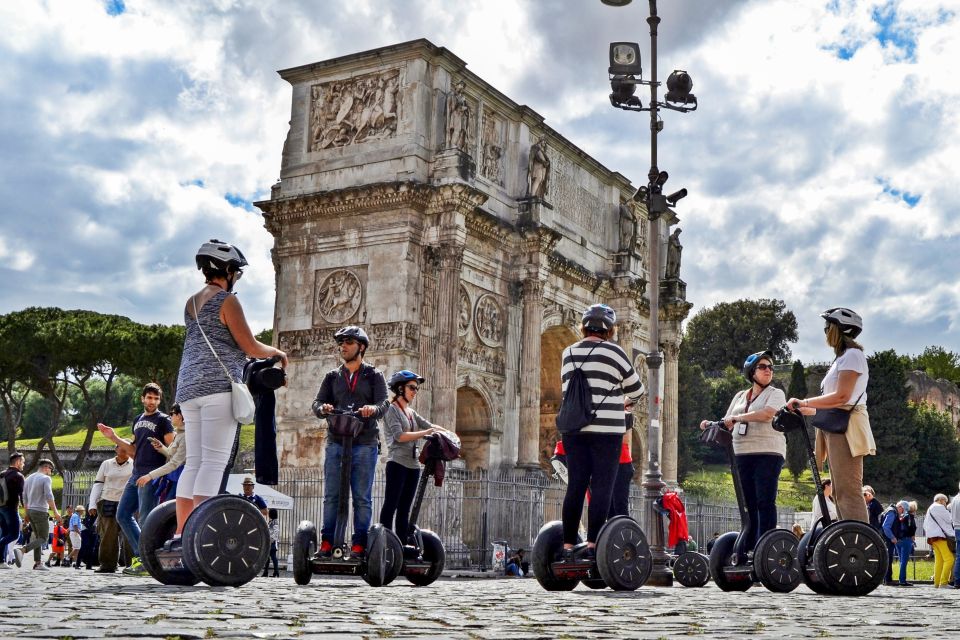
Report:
661,340,680,485
433,243,465,431
517,277,544,468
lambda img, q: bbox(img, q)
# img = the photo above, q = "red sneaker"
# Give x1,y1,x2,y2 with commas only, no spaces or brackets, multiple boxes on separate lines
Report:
319,540,333,556
350,544,365,556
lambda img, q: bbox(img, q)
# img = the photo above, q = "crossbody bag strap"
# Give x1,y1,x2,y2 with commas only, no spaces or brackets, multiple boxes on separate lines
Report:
931,509,952,538
844,391,865,412
192,296,236,384
579,340,618,421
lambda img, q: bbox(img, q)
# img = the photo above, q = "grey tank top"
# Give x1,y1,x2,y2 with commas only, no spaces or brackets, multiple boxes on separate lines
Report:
175,290,247,404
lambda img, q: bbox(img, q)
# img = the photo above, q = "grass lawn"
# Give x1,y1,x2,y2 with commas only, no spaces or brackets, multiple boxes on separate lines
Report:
16,423,256,452
682,464,818,511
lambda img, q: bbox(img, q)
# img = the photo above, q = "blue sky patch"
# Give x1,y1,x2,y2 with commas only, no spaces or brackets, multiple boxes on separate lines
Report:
225,193,254,211
105,0,126,16
877,177,920,207
871,1,917,62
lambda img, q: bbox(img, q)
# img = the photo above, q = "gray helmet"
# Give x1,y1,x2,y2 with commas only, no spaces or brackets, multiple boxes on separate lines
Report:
334,325,370,348
820,307,862,338
195,239,248,273
582,304,616,331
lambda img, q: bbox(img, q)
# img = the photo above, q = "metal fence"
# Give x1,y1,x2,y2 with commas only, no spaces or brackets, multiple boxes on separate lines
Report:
62,468,796,571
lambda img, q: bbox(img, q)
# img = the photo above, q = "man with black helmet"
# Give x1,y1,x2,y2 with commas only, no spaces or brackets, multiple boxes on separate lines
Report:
312,325,389,556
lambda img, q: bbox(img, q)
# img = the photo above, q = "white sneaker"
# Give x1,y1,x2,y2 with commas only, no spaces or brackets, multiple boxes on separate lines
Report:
33,563,50,571
0,562,10,569
14,548,23,568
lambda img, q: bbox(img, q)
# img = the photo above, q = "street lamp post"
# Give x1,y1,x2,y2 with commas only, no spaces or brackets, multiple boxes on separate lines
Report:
602,0,697,587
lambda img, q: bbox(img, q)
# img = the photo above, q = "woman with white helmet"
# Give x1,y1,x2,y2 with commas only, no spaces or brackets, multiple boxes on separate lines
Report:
172,240,287,538
558,304,645,560
787,307,875,523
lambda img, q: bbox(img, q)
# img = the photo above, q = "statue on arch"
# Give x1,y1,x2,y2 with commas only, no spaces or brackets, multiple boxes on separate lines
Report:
527,137,550,200
446,79,471,152
619,201,637,253
665,227,683,280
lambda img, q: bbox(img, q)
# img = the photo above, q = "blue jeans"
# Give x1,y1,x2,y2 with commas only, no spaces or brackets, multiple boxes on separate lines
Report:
735,454,784,551
321,441,378,547
896,539,914,583
954,528,960,585
116,475,160,557
0,507,20,560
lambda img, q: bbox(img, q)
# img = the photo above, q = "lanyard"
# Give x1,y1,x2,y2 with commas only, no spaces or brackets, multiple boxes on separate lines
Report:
342,367,360,394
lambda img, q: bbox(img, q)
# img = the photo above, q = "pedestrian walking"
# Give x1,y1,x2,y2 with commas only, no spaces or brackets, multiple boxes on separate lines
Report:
78,507,98,570
262,508,280,578
558,304,645,559
787,308,874,523
0,452,26,568
18,459,60,570
88,446,133,573
137,403,185,502
922,494,955,588
701,350,786,551
379,370,443,543
172,239,287,550
67,505,85,569
312,325,387,557
881,500,916,586
238,476,268,518
863,485,883,531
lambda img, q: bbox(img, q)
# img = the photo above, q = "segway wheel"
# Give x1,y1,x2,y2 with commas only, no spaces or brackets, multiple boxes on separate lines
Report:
293,521,317,586
708,531,752,592
405,528,445,587
812,521,887,596
532,521,579,591
182,495,270,587
581,577,607,589
797,530,832,594
363,524,403,587
139,499,200,586
673,551,710,588
754,529,801,593
595,516,652,591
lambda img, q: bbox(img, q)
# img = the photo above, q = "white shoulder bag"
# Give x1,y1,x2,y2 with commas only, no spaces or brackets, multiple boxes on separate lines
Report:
193,297,256,424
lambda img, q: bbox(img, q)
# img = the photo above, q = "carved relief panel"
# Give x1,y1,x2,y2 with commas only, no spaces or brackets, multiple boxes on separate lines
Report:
474,293,505,347
458,285,472,337
312,266,367,327
309,69,402,151
480,107,504,186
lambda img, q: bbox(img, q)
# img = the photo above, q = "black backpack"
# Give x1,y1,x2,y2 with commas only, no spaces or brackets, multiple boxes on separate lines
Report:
555,342,615,434
0,472,8,507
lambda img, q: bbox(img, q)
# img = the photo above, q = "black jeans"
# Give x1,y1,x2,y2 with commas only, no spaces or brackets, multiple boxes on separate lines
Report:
735,454,784,551
379,461,421,542
561,433,621,545
263,541,278,576
607,462,634,519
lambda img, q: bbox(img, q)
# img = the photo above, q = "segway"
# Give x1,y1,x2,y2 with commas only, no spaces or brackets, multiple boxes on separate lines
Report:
772,407,888,596
293,410,403,587
395,431,454,586
533,454,652,591
701,421,801,593
140,424,271,587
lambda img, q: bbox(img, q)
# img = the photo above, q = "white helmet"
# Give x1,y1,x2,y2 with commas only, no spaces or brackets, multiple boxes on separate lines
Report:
195,239,248,273
820,307,862,338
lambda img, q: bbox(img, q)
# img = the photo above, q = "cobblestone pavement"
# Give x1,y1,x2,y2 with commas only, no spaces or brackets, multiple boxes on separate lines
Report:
1,567,956,639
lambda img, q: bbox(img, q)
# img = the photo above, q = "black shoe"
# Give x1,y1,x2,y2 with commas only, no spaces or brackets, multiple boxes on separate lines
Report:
272,572,279,577
162,537,183,552
898,582,914,587
94,567,116,573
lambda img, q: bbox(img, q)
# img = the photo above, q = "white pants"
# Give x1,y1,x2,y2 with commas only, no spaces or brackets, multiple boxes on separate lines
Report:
69,531,82,549
177,392,236,499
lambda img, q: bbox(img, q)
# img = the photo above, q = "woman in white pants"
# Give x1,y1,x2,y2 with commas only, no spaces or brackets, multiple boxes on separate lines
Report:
173,240,287,540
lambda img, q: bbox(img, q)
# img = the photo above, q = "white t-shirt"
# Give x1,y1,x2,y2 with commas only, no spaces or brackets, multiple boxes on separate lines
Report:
821,348,868,405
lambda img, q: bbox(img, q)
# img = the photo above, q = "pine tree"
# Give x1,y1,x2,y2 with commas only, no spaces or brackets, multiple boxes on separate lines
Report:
864,350,918,494
908,402,960,498
785,360,811,480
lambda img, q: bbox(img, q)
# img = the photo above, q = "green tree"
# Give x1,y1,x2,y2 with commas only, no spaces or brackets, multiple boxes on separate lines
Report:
907,402,960,498
864,350,918,494
912,346,960,384
784,360,812,480
124,322,184,408
680,299,799,374
677,358,714,480
255,328,274,345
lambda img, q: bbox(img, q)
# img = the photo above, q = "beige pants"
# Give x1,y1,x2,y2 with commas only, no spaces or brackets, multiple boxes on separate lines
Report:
822,431,868,523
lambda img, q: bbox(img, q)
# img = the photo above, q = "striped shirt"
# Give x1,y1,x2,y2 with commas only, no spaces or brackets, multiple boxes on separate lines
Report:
560,339,645,434
176,290,247,404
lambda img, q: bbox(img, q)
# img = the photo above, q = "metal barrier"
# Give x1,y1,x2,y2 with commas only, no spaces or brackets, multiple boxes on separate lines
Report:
62,469,796,571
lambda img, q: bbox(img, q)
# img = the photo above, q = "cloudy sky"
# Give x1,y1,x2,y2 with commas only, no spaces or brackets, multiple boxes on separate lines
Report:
1,0,958,364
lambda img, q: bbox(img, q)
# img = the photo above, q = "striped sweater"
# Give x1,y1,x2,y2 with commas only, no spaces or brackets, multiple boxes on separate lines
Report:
560,339,645,434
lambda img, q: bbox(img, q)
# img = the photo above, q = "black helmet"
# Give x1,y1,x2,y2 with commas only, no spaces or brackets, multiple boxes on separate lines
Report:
334,326,370,348
820,307,863,338
742,350,774,384
195,239,248,273
582,304,616,331
388,370,425,394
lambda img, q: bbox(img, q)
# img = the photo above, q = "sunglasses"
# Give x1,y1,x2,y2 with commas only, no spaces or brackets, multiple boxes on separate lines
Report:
405,385,420,392
338,338,358,345
755,363,773,371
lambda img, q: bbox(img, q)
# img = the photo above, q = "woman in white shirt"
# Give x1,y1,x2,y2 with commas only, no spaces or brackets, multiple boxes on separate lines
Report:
922,494,956,588
788,308,875,523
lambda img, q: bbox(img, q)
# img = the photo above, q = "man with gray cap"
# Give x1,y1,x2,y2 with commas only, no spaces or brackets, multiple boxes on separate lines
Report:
238,476,268,518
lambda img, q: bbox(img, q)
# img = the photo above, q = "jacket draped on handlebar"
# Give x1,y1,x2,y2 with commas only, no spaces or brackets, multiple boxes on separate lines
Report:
311,363,389,445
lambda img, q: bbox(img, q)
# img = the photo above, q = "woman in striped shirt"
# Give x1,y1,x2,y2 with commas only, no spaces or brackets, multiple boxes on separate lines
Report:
559,304,645,558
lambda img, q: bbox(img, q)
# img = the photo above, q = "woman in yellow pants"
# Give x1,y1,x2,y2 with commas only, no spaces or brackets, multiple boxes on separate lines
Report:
923,494,956,588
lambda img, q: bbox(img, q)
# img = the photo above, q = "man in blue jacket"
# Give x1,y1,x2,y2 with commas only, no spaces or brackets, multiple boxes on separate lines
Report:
881,500,915,586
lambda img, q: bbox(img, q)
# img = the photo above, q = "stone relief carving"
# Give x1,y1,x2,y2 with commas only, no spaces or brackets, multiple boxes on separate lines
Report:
315,269,363,324
459,341,506,376
665,227,683,280
474,294,505,347
310,69,401,151
458,285,472,336
546,148,605,235
279,322,418,359
445,79,473,153
527,137,550,199
480,108,503,186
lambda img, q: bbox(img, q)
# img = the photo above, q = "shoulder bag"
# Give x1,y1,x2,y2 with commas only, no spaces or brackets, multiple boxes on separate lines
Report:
193,297,255,424
811,392,865,435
